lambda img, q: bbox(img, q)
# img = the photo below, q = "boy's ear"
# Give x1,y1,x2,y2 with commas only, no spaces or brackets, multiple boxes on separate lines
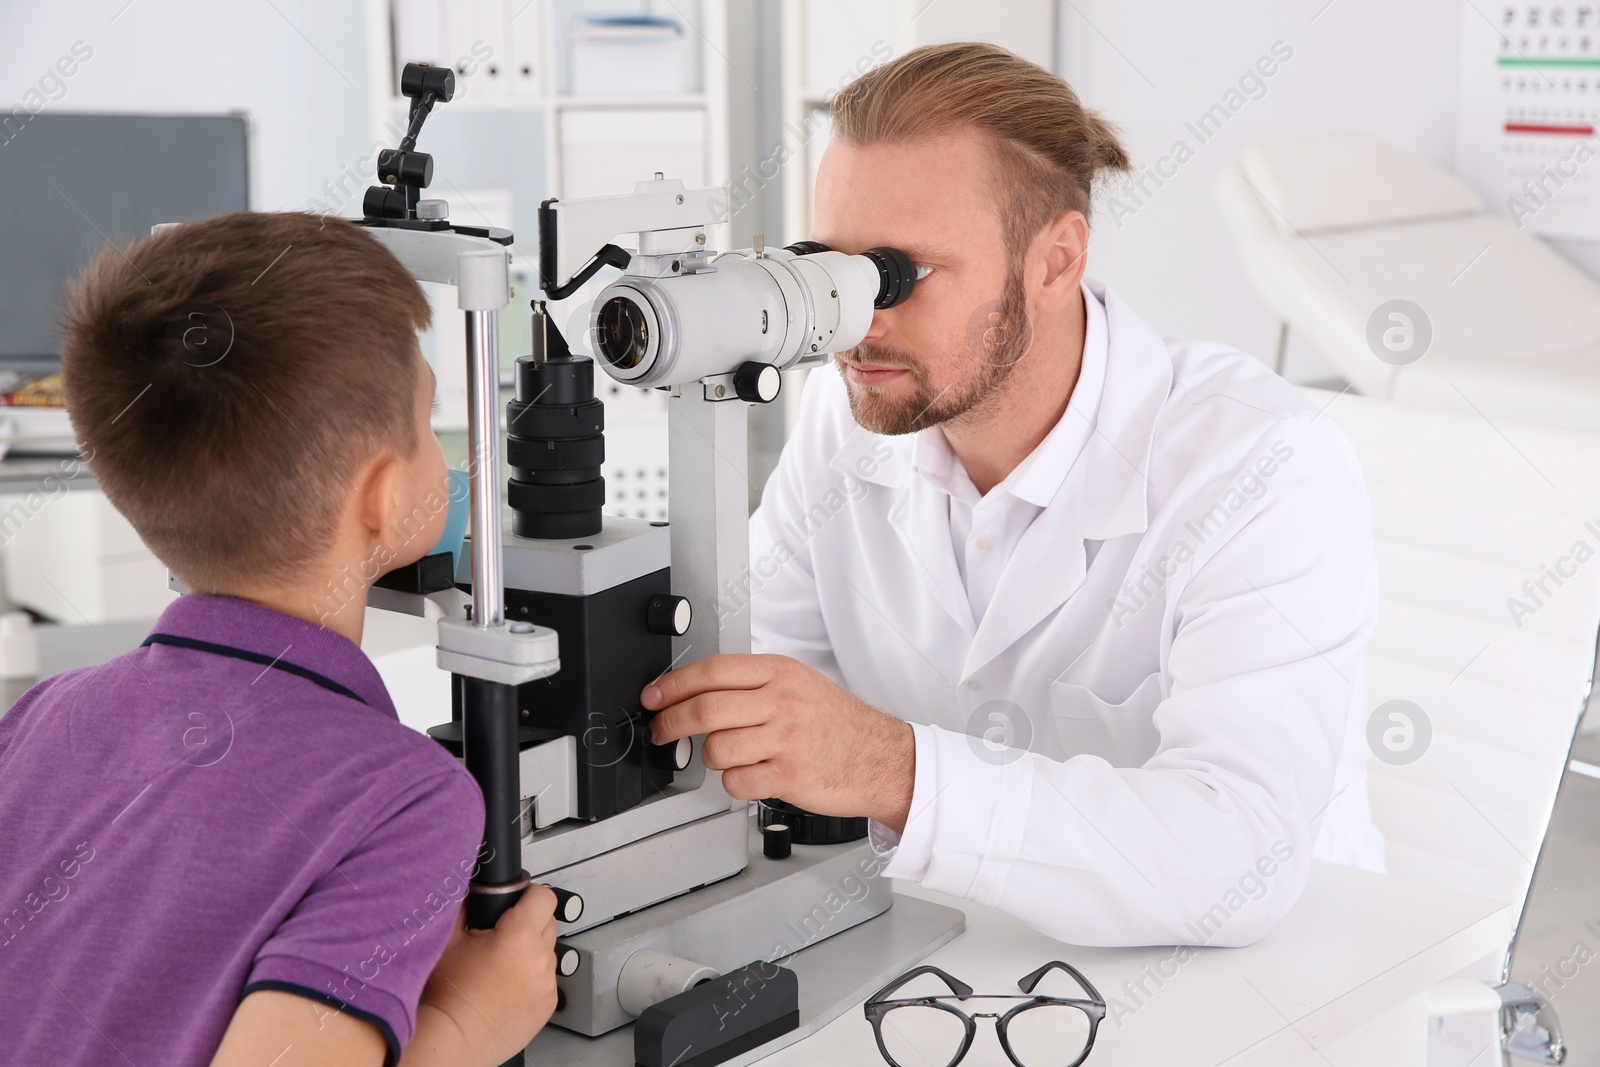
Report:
352,450,404,541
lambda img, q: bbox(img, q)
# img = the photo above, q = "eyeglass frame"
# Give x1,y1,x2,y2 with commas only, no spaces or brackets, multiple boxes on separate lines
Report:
862,961,1108,1067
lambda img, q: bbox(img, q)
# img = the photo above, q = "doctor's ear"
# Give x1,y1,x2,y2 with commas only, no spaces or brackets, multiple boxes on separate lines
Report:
1031,210,1090,314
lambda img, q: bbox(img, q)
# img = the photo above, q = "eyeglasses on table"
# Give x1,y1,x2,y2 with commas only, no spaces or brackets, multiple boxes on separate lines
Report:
863,960,1107,1067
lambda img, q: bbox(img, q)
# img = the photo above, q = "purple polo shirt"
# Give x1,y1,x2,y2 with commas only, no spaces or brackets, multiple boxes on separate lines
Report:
0,593,483,1065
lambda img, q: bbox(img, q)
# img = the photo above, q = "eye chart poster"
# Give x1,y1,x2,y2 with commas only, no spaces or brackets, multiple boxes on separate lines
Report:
1457,2,1600,239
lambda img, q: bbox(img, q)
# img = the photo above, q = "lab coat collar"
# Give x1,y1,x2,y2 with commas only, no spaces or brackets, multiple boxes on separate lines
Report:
1076,277,1169,541
963,280,1170,672
998,279,1109,509
830,419,910,490
890,470,979,636
908,423,974,505
826,279,1172,660
827,411,978,636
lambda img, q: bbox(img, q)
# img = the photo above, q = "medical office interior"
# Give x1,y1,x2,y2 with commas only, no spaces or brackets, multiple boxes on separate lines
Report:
4,0,1600,1065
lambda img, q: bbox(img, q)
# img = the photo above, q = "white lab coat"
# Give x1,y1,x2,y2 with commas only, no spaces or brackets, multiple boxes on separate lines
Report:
748,279,1385,949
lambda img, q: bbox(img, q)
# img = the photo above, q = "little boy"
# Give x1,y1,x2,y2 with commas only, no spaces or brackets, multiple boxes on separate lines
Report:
0,211,558,1066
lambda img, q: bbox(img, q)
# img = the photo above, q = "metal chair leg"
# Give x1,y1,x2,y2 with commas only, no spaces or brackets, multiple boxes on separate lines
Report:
1497,982,1566,1064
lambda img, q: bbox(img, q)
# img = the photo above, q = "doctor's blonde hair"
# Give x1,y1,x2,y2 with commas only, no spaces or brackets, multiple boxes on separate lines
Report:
830,41,1132,266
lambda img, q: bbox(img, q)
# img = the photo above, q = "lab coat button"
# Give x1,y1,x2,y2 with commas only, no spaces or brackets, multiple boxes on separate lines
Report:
966,679,981,691
976,537,993,552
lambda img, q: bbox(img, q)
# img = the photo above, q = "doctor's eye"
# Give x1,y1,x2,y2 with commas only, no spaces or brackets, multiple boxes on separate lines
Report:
913,264,935,281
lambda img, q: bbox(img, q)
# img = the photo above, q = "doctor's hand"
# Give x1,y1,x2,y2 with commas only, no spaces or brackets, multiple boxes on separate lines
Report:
644,653,915,833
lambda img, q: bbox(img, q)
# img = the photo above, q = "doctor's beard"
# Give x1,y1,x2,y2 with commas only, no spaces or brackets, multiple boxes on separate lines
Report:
836,262,1032,436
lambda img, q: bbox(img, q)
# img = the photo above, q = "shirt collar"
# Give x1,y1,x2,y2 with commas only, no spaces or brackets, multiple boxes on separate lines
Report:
909,280,1109,509
144,592,398,718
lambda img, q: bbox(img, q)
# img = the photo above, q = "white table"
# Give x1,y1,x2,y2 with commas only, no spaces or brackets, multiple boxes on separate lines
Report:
759,861,1510,1067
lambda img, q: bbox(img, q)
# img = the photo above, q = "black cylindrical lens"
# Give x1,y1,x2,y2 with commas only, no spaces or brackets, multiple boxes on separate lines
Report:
506,336,605,539
515,352,590,406
862,246,916,309
595,295,651,372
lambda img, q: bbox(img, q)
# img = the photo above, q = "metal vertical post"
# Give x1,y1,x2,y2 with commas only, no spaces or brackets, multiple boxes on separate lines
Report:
462,273,525,1067
668,388,752,665
462,304,522,924
467,307,504,629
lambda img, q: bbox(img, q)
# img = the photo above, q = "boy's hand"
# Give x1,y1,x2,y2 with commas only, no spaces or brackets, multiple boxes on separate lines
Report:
405,886,560,1067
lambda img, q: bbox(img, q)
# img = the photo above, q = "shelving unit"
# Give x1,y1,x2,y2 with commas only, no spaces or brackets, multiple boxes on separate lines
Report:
365,0,731,245
359,0,737,520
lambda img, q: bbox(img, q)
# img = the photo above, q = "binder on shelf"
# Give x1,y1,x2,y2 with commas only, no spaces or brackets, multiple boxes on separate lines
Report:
509,0,539,97
394,0,447,76
444,0,510,102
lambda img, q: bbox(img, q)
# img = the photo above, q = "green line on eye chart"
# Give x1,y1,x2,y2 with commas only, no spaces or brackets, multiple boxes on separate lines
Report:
1498,56,1600,67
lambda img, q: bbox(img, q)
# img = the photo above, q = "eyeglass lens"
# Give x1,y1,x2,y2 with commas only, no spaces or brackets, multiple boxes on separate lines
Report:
1003,1002,1094,1065
878,1003,968,1067
879,1000,1093,1067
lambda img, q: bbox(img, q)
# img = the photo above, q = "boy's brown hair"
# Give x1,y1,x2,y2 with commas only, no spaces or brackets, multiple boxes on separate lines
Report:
830,41,1132,266
61,212,431,591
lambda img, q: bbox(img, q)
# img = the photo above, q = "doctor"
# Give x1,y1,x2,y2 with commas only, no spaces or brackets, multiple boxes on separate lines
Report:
647,41,1385,948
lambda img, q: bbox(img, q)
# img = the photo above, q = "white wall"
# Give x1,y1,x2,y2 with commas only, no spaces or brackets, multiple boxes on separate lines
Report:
1056,0,1600,384
12,0,1596,387
1,0,376,215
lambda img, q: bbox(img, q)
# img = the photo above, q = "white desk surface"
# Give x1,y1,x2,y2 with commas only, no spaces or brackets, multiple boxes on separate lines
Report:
759,861,1511,1067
